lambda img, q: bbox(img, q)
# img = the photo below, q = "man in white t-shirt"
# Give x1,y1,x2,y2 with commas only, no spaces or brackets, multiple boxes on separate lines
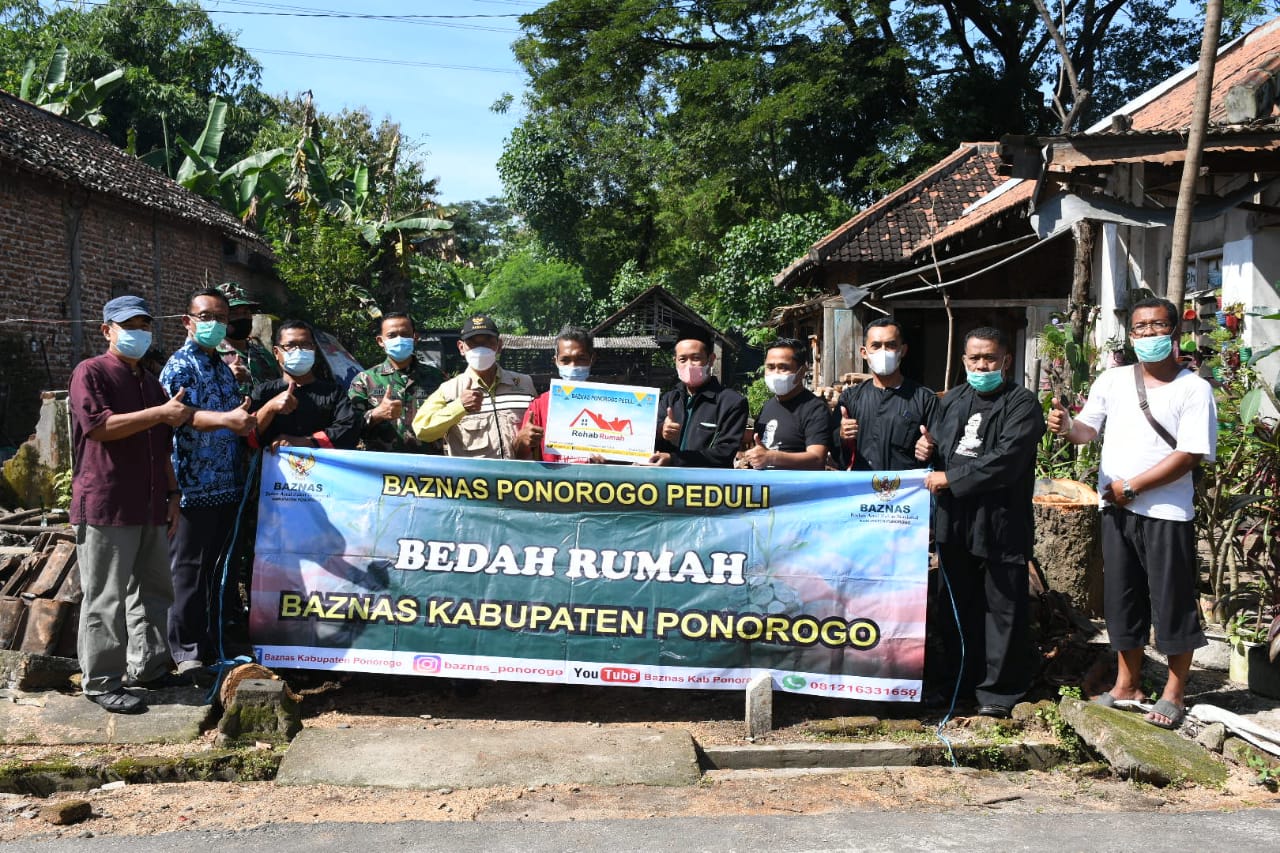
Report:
1050,297,1216,730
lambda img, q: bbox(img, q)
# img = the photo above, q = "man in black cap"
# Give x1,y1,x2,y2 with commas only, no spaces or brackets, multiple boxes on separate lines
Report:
68,296,195,713
216,281,279,396
646,327,747,467
412,313,535,458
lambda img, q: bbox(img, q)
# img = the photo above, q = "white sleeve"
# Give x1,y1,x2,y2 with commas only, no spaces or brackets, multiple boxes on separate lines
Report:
1175,377,1217,461
1074,368,1112,434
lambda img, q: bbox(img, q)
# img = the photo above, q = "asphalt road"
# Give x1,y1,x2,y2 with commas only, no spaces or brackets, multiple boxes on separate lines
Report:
16,809,1280,852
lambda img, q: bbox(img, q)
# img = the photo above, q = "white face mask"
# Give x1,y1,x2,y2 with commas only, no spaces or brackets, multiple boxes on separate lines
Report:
464,346,497,372
866,349,901,376
764,372,799,396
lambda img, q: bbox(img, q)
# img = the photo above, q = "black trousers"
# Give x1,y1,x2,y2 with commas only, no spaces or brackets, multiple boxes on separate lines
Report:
167,503,239,665
935,544,1036,708
1101,507,1205,655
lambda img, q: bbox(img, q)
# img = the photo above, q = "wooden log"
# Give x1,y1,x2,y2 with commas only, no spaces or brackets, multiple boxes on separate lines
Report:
1033,479,1104,617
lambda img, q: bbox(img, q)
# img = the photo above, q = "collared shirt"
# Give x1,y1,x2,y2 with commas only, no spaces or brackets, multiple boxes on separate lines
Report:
412,366,536,458
654,377,749,468
348,357,445,453
249,377,362,450
834,377,938,471
218,338,280,396
159,339,245,508
68,352,172,527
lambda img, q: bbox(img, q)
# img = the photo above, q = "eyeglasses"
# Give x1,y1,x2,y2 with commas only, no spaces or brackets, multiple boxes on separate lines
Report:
276,343,315,353
1130,320,1174,333
188,312,228,323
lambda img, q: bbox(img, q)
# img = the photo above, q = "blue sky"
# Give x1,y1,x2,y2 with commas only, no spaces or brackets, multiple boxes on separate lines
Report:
201,0,540,204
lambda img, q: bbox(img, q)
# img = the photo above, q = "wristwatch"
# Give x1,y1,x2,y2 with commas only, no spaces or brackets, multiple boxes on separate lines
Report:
1121,480,1138,501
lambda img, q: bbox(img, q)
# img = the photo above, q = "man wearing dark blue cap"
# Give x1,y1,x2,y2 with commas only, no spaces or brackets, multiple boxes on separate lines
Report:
68,295,195,713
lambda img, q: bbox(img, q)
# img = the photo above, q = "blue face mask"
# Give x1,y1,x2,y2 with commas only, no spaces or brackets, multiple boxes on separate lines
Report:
558,365,591,382
1132,334,1173,363
383,336,415,362
966,369,1004,393
113,327,152,360
282,348,316,377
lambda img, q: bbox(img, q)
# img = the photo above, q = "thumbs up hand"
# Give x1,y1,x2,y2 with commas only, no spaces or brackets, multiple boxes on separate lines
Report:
371,386,403,423
271,380,298,417
839,405,859,441
661,405,682,443
460,375,484,412
742,432,770,470
914,423,936,462
1047,396,1072,437
157,386,195,426
225,394,258,436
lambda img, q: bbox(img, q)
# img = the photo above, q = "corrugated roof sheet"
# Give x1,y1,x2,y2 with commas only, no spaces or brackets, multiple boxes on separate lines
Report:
501,335,660,350
0,88,269,252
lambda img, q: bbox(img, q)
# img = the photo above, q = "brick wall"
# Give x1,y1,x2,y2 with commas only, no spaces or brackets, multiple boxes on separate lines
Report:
0,167,261,444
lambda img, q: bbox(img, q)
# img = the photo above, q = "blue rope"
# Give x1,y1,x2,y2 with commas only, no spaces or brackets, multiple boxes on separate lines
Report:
205,449,261,703
934,554,964,768
926,470,964,768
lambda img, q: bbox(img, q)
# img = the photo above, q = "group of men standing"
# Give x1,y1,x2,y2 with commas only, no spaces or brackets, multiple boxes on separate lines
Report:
70,287,1215,728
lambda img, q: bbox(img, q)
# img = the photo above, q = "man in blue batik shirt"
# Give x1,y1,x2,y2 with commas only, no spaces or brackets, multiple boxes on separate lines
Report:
158,287,257,677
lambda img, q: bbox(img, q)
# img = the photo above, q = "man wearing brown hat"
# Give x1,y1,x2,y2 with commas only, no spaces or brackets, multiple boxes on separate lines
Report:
69,295,194,713
216,282,279,396
413,314,535,458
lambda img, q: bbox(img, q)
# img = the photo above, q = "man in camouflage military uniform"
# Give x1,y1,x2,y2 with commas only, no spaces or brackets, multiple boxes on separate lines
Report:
349,312,445,453
216,282,279,396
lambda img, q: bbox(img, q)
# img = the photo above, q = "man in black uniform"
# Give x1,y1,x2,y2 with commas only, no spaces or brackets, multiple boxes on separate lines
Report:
248,320,361,452
646,328,748,468
741,339,830,470
921,327,1044,718
834,317,937,471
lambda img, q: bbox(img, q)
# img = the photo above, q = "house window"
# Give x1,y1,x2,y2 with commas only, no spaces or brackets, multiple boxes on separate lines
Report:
1185,250,1223,294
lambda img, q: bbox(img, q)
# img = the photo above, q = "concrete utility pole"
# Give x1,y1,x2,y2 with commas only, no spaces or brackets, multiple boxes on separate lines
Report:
1166,0,1223,310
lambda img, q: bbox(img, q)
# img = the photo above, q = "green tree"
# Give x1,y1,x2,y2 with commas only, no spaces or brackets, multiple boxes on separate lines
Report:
691,213,832,339
0,0,268,165
503,0,1206,306
472,249,593,335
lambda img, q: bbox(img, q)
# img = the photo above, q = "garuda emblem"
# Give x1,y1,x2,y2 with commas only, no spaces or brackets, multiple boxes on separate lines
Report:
286,452,317,478
871,473,900,501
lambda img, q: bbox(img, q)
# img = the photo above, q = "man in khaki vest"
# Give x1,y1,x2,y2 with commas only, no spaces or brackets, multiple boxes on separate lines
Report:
412,314,535,458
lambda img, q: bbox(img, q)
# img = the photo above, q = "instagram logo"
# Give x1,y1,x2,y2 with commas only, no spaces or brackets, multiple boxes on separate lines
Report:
413,655,442,674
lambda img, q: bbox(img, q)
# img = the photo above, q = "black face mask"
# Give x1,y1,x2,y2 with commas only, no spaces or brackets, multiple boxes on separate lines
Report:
226,318,253,340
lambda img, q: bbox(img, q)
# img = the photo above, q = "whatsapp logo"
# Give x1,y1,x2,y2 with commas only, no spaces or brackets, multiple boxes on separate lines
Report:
782,674,807,690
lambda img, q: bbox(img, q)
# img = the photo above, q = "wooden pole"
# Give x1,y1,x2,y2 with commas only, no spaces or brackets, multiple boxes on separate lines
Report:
1166,0,1223,310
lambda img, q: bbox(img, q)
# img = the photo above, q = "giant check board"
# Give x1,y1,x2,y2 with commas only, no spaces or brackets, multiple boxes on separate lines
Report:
250,450,928,700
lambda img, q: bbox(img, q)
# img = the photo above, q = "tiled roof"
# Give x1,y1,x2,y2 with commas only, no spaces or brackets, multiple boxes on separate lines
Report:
1098,17,1280,132
774,143,1005,288
917,178,1035,249
0,89,269,252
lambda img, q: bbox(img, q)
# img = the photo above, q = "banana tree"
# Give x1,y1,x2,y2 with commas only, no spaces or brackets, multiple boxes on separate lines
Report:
19,44,123,129
145,96,291,228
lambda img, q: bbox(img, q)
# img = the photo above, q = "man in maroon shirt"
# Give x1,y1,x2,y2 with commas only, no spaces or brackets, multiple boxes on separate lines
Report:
69,295,194,713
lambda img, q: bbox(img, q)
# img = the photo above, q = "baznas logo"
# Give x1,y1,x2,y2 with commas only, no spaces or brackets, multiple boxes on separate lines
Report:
286,452,317,478
871,473,900,501
782,674,808,690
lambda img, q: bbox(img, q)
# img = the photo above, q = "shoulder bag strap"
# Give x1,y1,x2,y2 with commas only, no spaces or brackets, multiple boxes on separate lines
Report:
1133,364,1177,450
